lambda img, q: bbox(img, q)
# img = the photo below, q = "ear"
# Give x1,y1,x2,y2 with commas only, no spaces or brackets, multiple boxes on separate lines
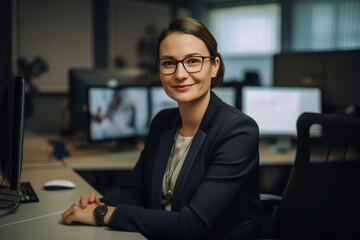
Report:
211,57,220,78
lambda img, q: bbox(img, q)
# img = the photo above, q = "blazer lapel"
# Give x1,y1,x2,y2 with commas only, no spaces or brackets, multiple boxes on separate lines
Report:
150,128,177,209
150,92,223,210
171,129,207,210
171,92,223,210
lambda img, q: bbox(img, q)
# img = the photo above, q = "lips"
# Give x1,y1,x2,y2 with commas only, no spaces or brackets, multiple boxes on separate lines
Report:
173,83,195,91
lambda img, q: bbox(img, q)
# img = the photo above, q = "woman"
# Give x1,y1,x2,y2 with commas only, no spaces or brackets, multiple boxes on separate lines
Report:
62,17,262,239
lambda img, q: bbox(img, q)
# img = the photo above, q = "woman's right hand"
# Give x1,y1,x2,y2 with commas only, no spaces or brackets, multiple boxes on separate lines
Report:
79,191,101,209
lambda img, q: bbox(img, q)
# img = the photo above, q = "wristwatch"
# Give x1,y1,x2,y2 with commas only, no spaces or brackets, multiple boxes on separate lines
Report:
94,205,108,226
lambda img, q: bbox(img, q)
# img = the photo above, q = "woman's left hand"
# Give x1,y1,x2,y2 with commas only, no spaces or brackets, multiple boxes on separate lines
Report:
62,201,98,225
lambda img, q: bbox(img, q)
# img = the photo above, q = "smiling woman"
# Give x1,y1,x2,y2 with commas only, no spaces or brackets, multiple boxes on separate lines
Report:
158,31,219,112
62,17,262,240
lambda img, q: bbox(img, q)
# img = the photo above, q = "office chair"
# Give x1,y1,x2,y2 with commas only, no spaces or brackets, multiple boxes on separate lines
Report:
260,112,360,240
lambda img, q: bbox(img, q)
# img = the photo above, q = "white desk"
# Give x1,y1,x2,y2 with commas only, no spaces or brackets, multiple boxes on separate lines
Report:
0,168,145,240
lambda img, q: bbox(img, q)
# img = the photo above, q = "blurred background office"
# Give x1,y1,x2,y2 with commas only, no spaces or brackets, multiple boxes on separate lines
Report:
1,0,359,216
0,0,359,133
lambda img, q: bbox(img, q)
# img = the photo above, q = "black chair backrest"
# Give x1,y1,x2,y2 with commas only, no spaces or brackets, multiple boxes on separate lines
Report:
276,112,360,240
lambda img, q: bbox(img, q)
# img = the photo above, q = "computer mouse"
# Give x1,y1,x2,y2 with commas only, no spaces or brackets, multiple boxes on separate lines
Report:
43,179,76,190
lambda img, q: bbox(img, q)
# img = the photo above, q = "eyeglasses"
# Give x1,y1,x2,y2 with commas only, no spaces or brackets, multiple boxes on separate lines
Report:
157,56,214,75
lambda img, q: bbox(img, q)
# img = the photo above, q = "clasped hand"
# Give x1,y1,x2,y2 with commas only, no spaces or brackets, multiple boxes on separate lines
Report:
62,191,102,225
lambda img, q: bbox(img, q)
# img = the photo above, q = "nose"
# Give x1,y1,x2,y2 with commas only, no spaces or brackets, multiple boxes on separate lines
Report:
175,62,188,79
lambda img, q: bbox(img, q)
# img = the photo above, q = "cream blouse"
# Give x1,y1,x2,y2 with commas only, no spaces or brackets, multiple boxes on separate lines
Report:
162,133,193,211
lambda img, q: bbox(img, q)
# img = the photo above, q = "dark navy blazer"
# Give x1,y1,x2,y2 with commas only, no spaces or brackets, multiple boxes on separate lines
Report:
105,91,262,240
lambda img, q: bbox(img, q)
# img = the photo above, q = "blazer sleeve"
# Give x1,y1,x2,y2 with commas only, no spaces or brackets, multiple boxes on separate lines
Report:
107,114,259,240
188,114,259,228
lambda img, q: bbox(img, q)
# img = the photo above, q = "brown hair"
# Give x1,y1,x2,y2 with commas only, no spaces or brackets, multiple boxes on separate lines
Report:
157,17,224,88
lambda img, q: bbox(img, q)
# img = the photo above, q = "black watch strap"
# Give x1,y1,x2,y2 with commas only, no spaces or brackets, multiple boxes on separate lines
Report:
94,205,108,226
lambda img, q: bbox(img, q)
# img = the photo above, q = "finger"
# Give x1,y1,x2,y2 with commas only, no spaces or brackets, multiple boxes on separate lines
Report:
62,203,78,224
80,194,88,208
95,196,101,205
67,203,97,226
62,212,73,225
62,209,77,225
61,207,73,220
89,191,97,203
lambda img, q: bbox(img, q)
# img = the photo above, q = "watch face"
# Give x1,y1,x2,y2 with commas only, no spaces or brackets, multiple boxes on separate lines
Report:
95,205,107,216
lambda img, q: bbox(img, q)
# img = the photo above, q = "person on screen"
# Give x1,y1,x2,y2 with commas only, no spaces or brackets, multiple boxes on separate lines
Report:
104,90,136,134
62,17,262,240
90,90,136,139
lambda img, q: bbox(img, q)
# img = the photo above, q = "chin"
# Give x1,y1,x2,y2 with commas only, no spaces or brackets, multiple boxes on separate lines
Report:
176,93,209,104
171,96,192,104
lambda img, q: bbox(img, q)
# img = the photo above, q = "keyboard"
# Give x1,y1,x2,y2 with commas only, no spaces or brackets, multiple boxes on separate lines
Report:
20,182,39,203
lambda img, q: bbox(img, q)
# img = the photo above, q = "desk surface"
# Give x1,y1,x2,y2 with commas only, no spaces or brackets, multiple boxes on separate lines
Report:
1,213,144,240
1,132,293,239
0,167,97,226
0,167,145,239
64,150,141,170
22,131,296,171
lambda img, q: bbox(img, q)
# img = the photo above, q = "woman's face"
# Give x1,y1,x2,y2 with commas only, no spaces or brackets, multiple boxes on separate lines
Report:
159,32,220,104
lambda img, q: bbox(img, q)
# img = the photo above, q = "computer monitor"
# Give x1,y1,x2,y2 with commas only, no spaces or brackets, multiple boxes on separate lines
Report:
242,86,322,137
273,50,360,115
212,86,237,108
87,86,149,143
69,68,146,134
0,77,25,191
149,86,177,122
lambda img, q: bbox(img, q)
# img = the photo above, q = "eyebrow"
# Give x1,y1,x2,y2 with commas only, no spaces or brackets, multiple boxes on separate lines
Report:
159,53,204,60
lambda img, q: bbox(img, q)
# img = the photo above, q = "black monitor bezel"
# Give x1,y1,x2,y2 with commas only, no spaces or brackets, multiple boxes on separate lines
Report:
0,77,24,191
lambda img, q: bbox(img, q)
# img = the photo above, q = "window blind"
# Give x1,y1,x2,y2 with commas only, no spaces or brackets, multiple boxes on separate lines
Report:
209,3,281,55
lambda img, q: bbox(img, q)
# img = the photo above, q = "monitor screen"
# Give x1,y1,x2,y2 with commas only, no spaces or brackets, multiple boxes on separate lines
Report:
87,86,149,142
0,77,25,191
242,86,322,136
149,86,177,122
149,86,238,122
212,86,237,107
69,68,146,134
